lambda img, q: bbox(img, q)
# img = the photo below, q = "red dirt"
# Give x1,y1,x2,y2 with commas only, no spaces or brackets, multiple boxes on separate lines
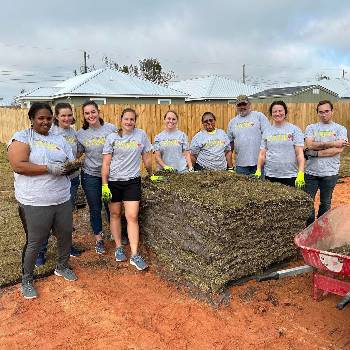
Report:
1,180,350,350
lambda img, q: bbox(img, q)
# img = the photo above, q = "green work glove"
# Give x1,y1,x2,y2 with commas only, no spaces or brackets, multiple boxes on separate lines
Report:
101,184,112,202
295,171,305,189
254,169,262,178
163,165,175,172
150,175,165,182
227,167,235,173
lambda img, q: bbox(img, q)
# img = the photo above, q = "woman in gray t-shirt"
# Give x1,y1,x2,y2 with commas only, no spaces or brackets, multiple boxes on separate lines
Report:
77,101,116,255
256,101,305,188
190,112,233,171
154,110,193,173
101,108,153,271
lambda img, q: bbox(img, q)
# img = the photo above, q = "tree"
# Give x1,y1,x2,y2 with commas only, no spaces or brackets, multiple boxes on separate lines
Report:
102,56,174,86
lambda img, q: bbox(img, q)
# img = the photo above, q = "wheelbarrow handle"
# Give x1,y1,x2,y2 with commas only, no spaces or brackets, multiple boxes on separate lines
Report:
336,292,350,310
256,272,279,282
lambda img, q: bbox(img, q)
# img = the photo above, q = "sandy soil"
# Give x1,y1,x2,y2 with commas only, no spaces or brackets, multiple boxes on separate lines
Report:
1,179,350,350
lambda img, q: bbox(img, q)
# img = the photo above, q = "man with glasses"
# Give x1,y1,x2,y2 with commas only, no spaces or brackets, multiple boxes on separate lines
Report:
304,100,348,225
227,95,270,175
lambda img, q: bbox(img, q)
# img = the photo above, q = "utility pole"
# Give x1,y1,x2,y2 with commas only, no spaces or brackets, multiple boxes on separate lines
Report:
342,69,347,79
242,64,246,84
83,51,88,74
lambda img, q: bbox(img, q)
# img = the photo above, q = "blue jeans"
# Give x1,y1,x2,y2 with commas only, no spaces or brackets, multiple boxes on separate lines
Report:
305,174,338,225
81,171,110,235
235,165,257,176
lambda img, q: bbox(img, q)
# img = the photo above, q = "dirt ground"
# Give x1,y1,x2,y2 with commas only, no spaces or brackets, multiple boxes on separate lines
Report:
1,179,350,350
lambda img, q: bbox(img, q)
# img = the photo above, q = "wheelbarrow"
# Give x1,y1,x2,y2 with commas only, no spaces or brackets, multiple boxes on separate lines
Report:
256,204,350,310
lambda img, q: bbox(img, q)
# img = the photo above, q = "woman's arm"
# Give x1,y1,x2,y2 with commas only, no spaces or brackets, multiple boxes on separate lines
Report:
256,149,266,172
7,141,48,175
295,146,305,172
154,150,167,169
183,150,193,170
142,152,153,175
225,150,233,168
101,154,112,184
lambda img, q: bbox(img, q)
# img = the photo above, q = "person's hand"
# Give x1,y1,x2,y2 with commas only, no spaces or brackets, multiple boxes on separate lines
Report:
101,184,112,202
227,167,235,173
295,171,305,189
47,162,66,176
163,165,175,172
150,175,165,182
254,169,262,178
333,140,348,148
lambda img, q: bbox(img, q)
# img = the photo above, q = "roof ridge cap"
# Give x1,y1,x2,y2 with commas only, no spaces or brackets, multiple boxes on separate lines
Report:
67,68,106,93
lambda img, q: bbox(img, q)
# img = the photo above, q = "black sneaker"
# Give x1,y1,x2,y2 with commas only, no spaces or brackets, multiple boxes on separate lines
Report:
70,245,81,257
95,240,105,254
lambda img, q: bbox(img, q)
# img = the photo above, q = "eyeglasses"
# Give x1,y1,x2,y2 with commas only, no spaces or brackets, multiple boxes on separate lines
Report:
203,118,215,124
237,103,248,107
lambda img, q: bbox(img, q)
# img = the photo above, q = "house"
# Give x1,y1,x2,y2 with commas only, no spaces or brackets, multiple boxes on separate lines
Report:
16,68,188,108
169,75,260,104
249,85,338,104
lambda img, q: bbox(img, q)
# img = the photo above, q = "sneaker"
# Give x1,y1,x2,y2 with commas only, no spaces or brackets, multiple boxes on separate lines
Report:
35,253,46,267
70,245,81,257
130,255,148,271
115,246,127,262
54,267,77,281
21,281,38,299
95,240,105,255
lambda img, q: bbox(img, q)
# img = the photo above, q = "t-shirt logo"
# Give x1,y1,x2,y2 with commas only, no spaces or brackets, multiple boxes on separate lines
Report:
204,139,226,148
287,133,293,141
160,139,181,147
314,131,336,138
266,133,292,142
113,140,140,149
234,122,255,129
34,139,62,151
84,137,106,146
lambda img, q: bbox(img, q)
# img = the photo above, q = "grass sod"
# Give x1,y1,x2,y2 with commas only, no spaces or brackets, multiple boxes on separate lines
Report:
140,171,313,301
339,147,350,178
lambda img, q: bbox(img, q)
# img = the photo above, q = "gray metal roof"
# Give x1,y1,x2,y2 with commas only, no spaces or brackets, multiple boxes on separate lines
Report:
169,75,260,100
250,85,338,98
18,68,188,99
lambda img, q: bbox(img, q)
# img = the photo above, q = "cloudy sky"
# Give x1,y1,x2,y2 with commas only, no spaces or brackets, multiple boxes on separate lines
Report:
1,0,350,103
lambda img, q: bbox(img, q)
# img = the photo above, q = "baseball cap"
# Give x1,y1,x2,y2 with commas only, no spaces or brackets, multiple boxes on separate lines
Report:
235,95,250,105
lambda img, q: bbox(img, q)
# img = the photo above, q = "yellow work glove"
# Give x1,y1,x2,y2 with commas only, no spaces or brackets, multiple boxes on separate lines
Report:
227,167,235,173
101,184,112,202
150,175,165,182
254,169,262,178
163,165,175,172
295,171,305,189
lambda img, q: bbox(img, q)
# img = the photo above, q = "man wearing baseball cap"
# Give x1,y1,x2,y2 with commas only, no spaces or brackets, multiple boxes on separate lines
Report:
227,95,270,175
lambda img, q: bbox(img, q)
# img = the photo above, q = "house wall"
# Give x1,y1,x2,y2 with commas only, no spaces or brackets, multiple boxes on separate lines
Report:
250,90,338,104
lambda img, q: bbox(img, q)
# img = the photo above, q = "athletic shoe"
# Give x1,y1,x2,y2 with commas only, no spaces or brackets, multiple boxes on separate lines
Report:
115,246,127,262
69,245,81,257
130,255,148,271
35,253,46,267
95,240,105,255
21,281,38,299
54,267,77,281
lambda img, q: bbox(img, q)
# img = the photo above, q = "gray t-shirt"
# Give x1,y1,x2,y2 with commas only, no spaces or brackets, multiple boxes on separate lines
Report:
305,122,348,176
51,125,79,178
153,129,189,172
103,128,152,181
77,122,116,177
227,111,270,167
190,129,231,170
260,123,304,178
8,129,74,206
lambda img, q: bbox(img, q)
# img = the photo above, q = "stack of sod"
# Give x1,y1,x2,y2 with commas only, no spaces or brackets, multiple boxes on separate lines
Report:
339,147,350,178
140,171,313,298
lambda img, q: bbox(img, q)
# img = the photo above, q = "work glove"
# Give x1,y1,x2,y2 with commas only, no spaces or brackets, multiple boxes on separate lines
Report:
295,171,305,189
101,184,112,202
227,167,235,173
254,169,262,179
163,165,175,172
47,162,67,176
150,175,165,182
188,167,194,172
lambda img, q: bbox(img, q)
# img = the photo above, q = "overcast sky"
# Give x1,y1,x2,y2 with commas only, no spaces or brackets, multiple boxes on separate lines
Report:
1,0,350,103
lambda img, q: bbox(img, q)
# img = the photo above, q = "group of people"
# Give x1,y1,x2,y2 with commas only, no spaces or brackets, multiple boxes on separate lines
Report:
7,95,348,299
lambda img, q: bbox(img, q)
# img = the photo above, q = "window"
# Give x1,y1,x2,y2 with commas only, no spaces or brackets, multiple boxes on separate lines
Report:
90,98,106,105
158,99,171,105
228,100,236,104
312,89,320,95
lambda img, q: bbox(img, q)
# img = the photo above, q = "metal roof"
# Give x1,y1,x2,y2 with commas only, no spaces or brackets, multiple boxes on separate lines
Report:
18,68,188,99
250,85,338,98
169,75,260,100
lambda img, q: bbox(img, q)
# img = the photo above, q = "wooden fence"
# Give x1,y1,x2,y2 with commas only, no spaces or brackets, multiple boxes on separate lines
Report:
1,102,350,144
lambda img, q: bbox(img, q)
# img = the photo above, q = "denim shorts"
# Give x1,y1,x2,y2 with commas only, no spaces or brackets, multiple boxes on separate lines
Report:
108,177,141,202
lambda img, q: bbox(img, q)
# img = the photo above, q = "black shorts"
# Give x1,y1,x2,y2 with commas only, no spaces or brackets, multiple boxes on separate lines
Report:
108,177,141,202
